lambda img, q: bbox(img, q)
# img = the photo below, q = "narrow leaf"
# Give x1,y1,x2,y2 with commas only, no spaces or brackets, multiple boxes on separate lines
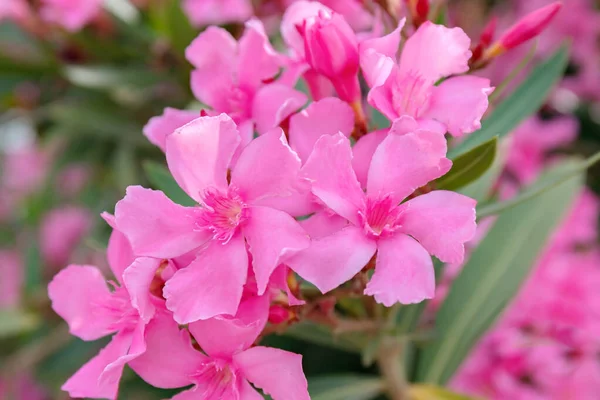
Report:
416,158,583,384
0,309,40,339
309,375,385,400
437,137,497,191
284,322,365,353
449,44,569,158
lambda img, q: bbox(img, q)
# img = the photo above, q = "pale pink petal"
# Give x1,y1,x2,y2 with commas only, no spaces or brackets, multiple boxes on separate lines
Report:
129,312,206,389
364,234,435,306
252,84,307,135
289,97,354,162
299,210,349,239
48,265,115,341
367,130,451,203
188,295,269,357
399,191,477,264
99,322,147,391
238,19,282,90
352,129,387,188
234,346,310,400
163,235,248,323
123,258,162,323
399,22,471,84
106,227,134,285
281,1,333,57
115,186,208,259
359,19,405,87
269,266,305,306
287,225,377,294
242,206,310,295
143,108,199,152
166,115,241,201
422,76,493,137
301,133,365,225
366,65,400,120
231,128,302,203
62,331,133,400
185,27,237,106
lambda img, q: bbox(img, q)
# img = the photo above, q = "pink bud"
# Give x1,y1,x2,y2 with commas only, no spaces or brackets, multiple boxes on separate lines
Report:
479,16,497,47
498,2,562,51
268,305,291,325
301,11,361,102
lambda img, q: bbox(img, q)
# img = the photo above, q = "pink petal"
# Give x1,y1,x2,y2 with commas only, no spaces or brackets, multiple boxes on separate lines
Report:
105,225,135,285
188,295,269,357
129,312,206,389
252,84,307,135
48,265,115,341
115,186,208,259
163,235,248,323
289,97,354,162
281,0,333,57
185,27,237,106
299,210,349,240
239,380,264,400
242,206,310,295
123,257,162,323
234,346,310,400
301,133,366,225
170,388,200,400
364,234,435,306
352,128,387,188
287,225,377,294
231,128,302,204
62,331,133,400
238,19,282,90
399,191,477,264
99,322,147,391
367,130,451,204
269,265,305,306
359,19,405,87
399,21,471,84
423,76,493,137
143,108,199,152
166,115,241,202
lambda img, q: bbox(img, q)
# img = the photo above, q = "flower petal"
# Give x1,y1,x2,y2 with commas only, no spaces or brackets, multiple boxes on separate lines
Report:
399,190,477,264
287,225,377,294
399,21,471,84
423,76,493,137
104,217,135,284
234,346,310,400
99,322,147,391
123,257,163,323
364,234,435,306
238,18,282,90
115,186,208,259
359,19,405,87
252,84,307,135
163,234,248,323
143,108,199,152
281,0,332,57
352,128,387,188
231,128,303,204
289,97,354,163
242,206,310,295
188,295,269,357
367,129,451,203
302,133,365,225
48,265,115,341
166,114,241,201
129,312,206,389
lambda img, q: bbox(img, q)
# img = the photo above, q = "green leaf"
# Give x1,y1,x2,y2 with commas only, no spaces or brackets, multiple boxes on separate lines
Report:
0,309,40,339
143,161,196,207
410,384,478,400
416,158,584,384
436,137,497,191
62,65,159,90
309,375,385,400
284,322,365,353
449,44,569,158
477,151,600,218
458,143,507,202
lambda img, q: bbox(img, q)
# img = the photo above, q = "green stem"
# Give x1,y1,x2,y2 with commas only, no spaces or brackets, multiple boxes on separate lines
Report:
377,337,409,400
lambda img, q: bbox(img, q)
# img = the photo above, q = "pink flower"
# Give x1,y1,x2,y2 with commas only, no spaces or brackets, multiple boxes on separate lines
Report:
0,0,30,25
299,10,361,103
288,125,476,306
40,0,103,32
39,206,93,268
0,250,23,308
183,0,254,27
360,21,493,137
129,295,310,400
186,19,306,135
143,108,199,152
48,215,171,399
115,115,310,323
56,164,91,197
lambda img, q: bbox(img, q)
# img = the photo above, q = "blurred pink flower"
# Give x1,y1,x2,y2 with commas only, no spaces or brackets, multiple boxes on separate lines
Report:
0,0,30,25
57,164,91,197
40,206,93,268
40,0,103,32
0,250,23,308
183,0,254,27
0,374,47,400
2,145,49,199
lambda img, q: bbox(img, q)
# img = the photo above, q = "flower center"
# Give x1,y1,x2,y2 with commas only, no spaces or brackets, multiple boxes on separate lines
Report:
193,359,237,398
197,187,248,243
226,86,252,122
359,195,403,238
391,71,432,118
101,286,139,331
